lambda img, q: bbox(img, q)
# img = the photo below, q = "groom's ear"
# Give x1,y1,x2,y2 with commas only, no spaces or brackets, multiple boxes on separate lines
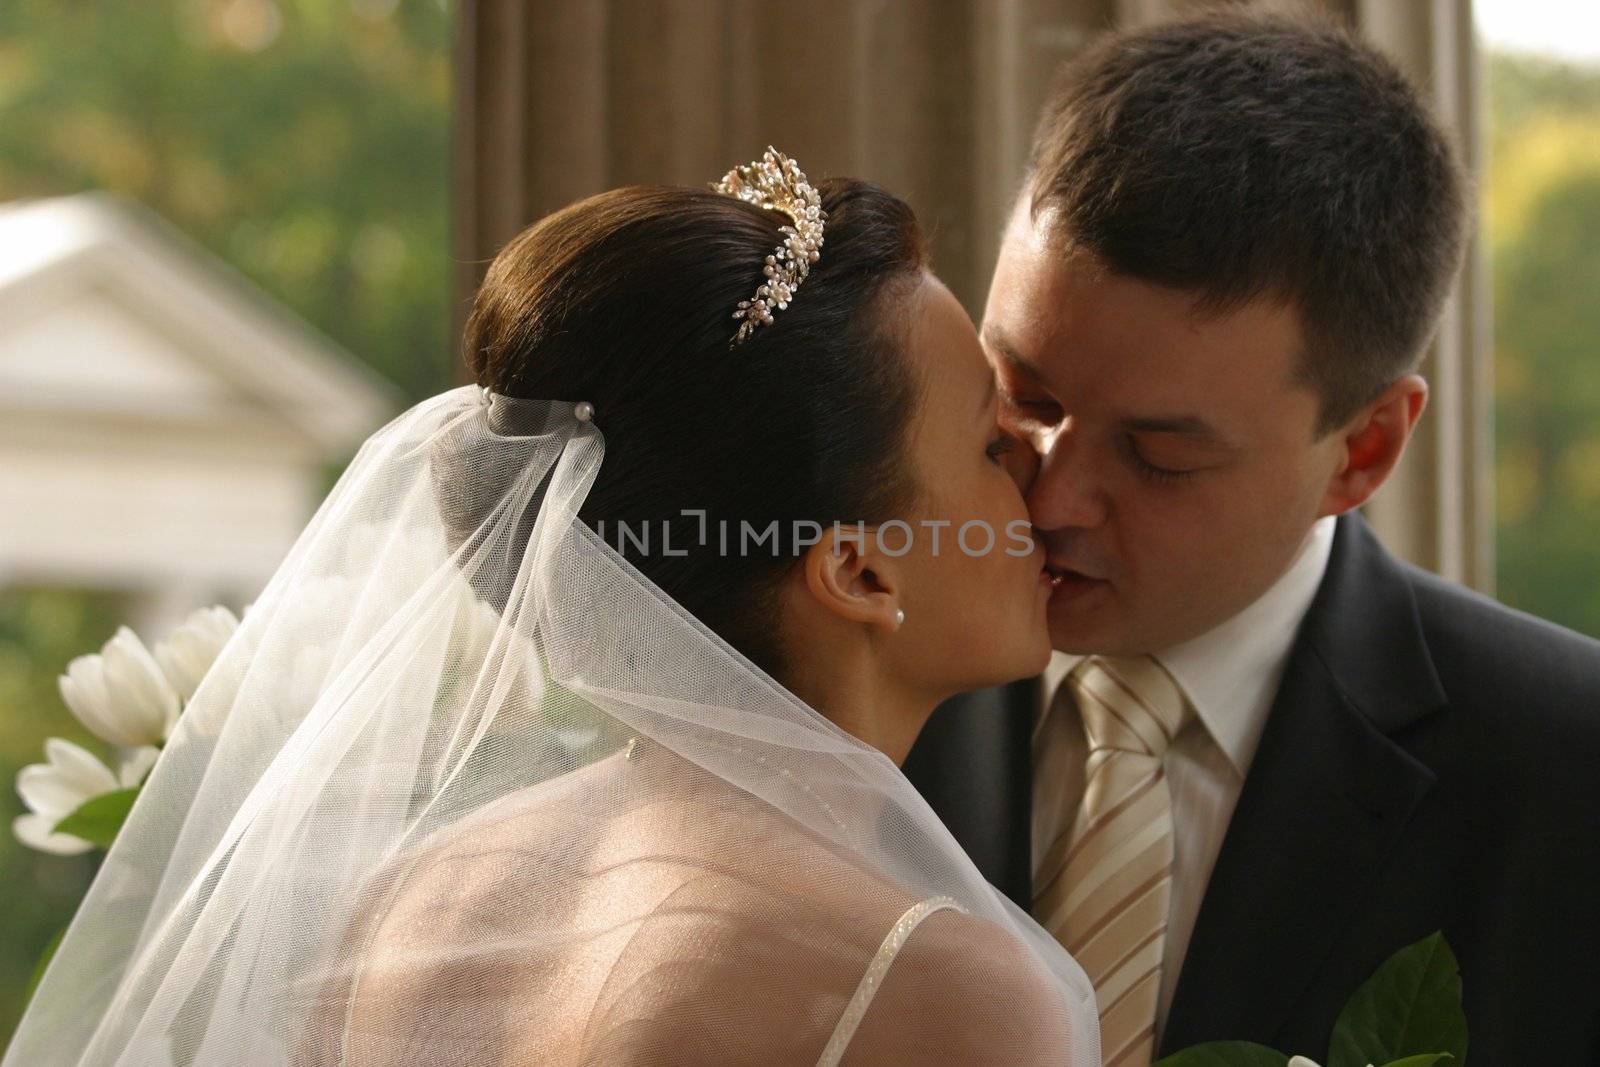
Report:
1316,373,1428,517
800,526,904,631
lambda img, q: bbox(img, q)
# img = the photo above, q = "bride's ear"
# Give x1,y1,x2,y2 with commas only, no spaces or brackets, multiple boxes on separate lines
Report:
800,525,905,632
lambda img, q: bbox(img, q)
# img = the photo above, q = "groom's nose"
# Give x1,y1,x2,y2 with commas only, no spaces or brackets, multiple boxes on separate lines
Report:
1026,424,1108,532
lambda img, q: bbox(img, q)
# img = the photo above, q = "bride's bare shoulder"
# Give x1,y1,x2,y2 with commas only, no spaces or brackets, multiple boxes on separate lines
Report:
336,754,1086,1065
339,756,943,1062
358,748,919,950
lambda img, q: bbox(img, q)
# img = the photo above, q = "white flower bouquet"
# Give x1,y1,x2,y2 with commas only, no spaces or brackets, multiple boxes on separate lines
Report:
14,606,238,856
13,605,240,1003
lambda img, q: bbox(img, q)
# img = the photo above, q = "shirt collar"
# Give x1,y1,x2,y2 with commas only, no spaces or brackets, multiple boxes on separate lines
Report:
1038,516,1336,778
1154,515,1336,776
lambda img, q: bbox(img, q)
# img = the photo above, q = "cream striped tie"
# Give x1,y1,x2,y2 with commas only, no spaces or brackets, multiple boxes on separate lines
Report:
1033,655,1194,1067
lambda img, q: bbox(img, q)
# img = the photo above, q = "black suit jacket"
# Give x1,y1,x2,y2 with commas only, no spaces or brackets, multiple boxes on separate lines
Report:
901,513,1600,1064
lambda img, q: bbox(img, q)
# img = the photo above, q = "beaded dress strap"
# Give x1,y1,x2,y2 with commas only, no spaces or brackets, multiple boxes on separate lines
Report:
814,895,965,1067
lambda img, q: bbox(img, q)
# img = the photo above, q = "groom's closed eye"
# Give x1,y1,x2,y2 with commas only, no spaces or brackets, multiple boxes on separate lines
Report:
1121,421,1239,482
1123,436,1202,483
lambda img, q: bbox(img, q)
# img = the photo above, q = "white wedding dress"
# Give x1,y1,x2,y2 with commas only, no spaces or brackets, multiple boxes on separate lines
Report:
4,386,1098,1067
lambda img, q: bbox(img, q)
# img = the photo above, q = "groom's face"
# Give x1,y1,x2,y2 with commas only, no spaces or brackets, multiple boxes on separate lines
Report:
981,204,1346,655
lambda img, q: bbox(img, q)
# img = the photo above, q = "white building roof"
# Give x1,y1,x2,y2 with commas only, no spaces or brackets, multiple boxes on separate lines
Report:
0,192,402,454
0,194,410,611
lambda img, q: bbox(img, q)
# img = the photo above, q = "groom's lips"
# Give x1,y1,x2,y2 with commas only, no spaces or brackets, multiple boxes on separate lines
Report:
1045,563,1107,597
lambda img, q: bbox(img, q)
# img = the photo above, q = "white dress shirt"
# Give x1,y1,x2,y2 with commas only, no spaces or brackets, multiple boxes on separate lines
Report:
1032,515,1336,1044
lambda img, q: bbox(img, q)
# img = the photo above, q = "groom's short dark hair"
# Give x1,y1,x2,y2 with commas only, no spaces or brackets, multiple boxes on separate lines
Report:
1026,10,1467,434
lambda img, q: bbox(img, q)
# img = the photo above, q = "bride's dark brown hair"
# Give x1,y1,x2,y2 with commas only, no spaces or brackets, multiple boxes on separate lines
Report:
458,178,928,677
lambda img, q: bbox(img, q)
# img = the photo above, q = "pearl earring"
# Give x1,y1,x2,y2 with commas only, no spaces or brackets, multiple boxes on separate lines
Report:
573,401,595,422
893,608,906,627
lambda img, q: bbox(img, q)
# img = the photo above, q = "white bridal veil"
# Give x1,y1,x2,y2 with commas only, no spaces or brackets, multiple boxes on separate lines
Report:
5,384,1098,1066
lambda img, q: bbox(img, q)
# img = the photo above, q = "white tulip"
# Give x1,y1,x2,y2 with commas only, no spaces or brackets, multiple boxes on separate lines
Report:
1287,1059,1322,1067
12,813,93,856
58,626,180,747
115,745,161,788
153,605,240,703
12,738,119,855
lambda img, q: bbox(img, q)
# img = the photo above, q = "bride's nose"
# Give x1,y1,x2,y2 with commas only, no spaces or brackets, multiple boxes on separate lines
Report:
999,429,1040,494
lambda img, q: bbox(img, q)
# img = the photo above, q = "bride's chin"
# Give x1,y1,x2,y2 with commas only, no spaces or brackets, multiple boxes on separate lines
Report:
1014,647,1052,681
1013,612,1055,677
1019,587,1055,669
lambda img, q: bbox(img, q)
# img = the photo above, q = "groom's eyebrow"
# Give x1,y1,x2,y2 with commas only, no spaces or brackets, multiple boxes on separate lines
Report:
1122,414,1235,448
979,326,1228,441
983,327,1232,444
980,327,1045,383
1123,415,1215,436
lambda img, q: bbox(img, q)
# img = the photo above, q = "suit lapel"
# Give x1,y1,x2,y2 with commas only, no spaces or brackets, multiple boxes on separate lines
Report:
1158,515,1446,1054
901,676,1038,908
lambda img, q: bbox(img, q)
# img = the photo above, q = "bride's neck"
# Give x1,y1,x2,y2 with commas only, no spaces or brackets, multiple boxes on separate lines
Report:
777,628,940,768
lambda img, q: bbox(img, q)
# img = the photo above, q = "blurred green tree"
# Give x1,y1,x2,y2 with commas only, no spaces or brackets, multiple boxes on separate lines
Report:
0,0,452,400
0,0,451,1044
1488,53,1600,637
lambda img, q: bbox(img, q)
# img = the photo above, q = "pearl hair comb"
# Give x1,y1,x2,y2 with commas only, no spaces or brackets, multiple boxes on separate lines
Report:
712,146,827,347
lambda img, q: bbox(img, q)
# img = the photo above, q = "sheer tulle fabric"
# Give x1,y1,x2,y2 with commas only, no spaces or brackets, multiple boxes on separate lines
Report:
5,386,1098,1066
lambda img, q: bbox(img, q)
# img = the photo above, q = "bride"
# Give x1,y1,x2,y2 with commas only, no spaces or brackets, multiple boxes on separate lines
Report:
4,150,1097,1066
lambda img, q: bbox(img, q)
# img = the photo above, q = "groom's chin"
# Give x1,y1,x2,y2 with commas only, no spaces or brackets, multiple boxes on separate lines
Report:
1045,581,1124,654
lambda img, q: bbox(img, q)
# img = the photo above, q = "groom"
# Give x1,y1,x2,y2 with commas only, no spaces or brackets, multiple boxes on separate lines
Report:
904,10,1600,1065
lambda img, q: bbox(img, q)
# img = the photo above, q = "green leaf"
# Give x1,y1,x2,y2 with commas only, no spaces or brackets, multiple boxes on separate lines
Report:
1328,931,1469,1067
1153,1041,1289,1067
1379,1055,1454,1067
51,787,139,849
23,925,66,1008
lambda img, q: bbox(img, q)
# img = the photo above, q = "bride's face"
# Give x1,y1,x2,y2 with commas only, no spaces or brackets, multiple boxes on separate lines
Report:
886,272,1055,692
